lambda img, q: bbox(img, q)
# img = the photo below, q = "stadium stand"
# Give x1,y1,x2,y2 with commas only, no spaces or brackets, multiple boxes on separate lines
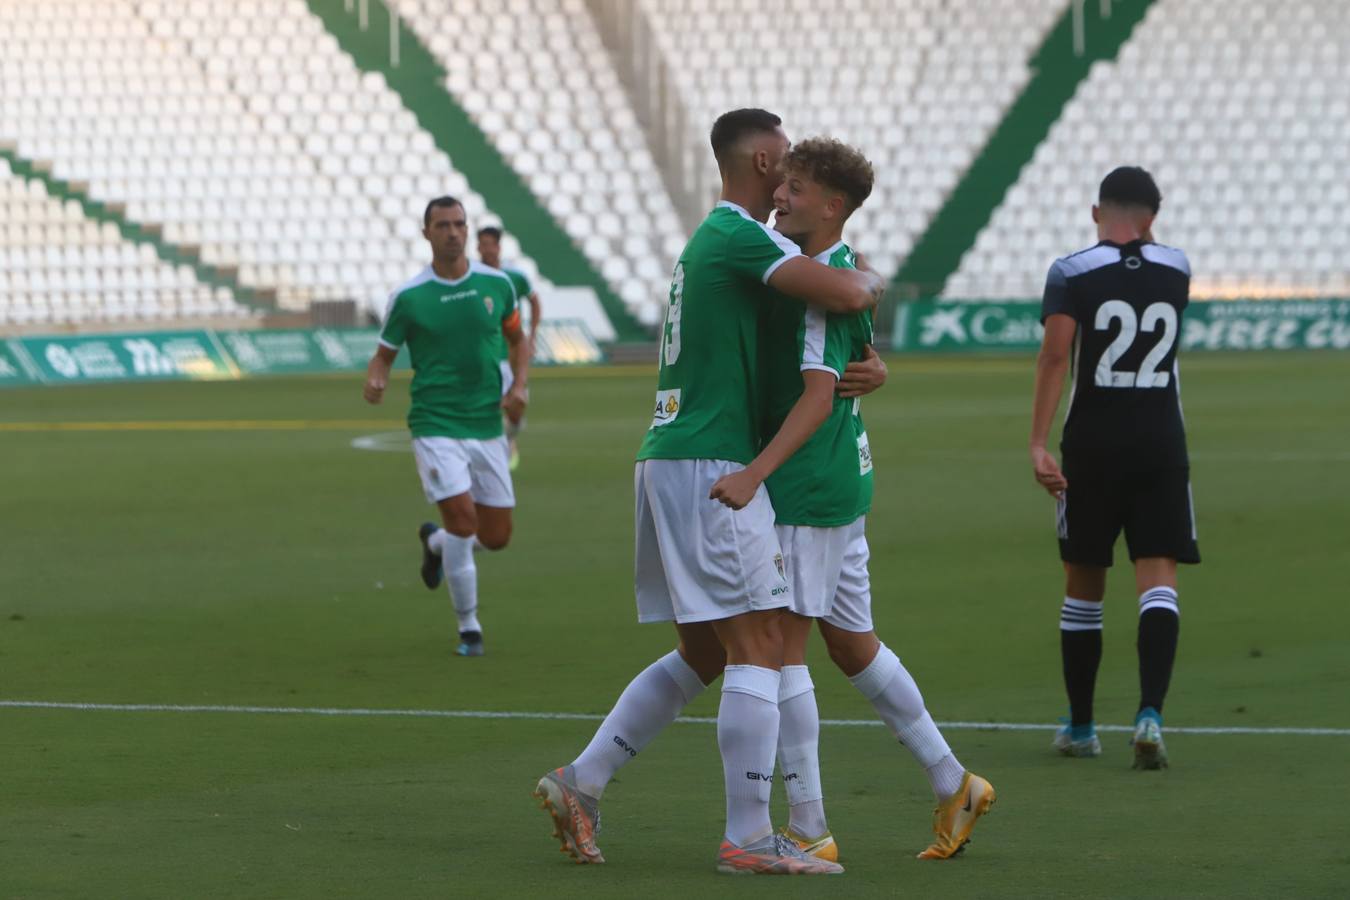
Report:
627,0,1066,281
947,0,1350,300
0,156,251,328
4,0,1347,332
389,0,688,326
0,0,540,320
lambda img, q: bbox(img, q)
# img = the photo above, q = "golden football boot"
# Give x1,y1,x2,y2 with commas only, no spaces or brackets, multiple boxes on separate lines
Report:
782,826,839,863
917,771,996,860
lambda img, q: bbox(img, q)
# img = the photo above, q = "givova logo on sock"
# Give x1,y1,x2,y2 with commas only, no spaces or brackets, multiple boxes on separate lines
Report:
745,771,774,782
612,735,637,757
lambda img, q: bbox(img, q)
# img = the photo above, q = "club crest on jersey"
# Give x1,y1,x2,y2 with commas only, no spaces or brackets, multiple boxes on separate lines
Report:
650,388,681,428
483,296,495,315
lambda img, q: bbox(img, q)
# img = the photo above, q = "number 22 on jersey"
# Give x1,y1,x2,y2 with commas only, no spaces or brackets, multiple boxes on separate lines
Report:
1093,300,1178,389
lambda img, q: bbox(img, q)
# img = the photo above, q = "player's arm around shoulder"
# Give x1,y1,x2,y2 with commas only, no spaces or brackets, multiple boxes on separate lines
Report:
767,255,885,315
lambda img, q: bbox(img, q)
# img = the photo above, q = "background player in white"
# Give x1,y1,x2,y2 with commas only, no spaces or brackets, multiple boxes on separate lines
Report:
752,137,995,861
534,109,886,875
1030,167,1196,768
364,197,530,657
477,226,539,469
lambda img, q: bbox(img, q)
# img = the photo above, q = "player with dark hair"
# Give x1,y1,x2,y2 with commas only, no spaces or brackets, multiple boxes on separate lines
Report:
477,226,540,469
1029,166,1196,769
364,196,530,658
533,109,887,875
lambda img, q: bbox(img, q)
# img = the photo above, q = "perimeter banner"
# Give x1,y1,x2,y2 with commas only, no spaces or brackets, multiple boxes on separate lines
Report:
2,319,604,387
891,299,1350,352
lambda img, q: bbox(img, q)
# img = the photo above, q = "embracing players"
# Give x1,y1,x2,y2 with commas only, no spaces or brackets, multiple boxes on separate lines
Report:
534,109,885,875
1029,166,1197,768
751,137,994,861
364,196,530,658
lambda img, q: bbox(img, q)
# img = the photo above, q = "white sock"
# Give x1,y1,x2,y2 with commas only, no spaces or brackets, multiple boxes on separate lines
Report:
849,643,965,800
430,529,479,634
720,665,781,847
570,650,707,799
776,665,827,837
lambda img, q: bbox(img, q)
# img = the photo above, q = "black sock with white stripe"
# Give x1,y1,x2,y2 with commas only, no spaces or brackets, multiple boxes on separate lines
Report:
1137,586,1180,715
1060,598,1104,728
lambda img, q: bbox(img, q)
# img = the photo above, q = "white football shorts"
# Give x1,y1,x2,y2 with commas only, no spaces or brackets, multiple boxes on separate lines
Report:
634,458,792,624
411,435,515,508
775,522,854,619
821,517,873,633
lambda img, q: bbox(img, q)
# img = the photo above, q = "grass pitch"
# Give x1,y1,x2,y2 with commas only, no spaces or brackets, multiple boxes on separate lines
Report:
2,353,1349,898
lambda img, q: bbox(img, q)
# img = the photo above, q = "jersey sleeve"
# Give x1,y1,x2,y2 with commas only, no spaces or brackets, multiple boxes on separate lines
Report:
798,307,846,380
378,291,409,349
1040,259,1074,322
726,218,802,284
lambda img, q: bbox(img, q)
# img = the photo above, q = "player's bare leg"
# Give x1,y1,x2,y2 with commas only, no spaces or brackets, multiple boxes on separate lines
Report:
1131,556,1179,769
474,504,512,550
818,621,994,859
773,612,835,860
1056,563,1106,756
419,492,486,655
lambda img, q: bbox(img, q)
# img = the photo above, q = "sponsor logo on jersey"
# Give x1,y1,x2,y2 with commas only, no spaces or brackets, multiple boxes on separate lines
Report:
650,388,681,428
857,432,873,475
440,289,478,303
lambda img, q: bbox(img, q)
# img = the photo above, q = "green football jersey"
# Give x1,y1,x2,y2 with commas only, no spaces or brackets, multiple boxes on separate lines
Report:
636,201,802,464
379,262,518,440
497,267,532,362
762,241,874,527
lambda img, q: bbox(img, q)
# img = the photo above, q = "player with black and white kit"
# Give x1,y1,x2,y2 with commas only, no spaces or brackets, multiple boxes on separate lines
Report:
1029,166,1197,769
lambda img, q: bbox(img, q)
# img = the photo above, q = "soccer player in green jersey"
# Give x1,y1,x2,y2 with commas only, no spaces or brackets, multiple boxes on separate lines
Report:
477,226,539,470
760,139,996,862
535,109,887,875
363,197,530,657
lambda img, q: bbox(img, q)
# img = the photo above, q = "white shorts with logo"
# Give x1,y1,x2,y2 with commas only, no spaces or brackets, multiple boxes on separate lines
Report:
412,435,515,507
634,458,792,624
775,516,873,631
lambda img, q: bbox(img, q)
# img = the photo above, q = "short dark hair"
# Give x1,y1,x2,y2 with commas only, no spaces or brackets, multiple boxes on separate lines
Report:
783,137,874,213
1098,167,1161,214
477,226,503,241
710,108,782,164
424,195,463,226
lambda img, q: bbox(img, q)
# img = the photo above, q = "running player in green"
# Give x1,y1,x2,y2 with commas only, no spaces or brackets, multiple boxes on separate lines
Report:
758,138,996,863
364,196,530,658
476,226,539,470
534,109,887,875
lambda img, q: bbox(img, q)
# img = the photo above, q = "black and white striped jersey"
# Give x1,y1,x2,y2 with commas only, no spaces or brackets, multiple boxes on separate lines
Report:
1041,240,1191,469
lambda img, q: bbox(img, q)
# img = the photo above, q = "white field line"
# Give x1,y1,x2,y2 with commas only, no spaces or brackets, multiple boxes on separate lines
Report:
2,700,1347,736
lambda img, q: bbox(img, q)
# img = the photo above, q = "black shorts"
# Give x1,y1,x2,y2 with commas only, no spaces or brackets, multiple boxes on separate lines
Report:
1056,462,1200,568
